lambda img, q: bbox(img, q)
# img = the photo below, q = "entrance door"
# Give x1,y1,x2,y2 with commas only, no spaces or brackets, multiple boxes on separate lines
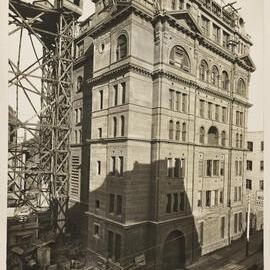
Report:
163,230,185,270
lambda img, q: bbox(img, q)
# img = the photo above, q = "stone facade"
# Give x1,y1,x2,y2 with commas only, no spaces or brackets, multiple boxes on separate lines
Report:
246,131,264,231
72,0,255,269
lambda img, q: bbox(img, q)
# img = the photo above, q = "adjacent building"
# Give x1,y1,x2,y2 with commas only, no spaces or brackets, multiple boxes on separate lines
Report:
71,0,255,269
246,131,264,231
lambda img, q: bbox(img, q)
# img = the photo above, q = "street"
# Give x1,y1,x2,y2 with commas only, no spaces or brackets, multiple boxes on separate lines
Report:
186,231,263,270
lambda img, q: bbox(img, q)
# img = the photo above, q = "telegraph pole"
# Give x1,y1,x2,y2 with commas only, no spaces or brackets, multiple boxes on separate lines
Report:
246,197,251,257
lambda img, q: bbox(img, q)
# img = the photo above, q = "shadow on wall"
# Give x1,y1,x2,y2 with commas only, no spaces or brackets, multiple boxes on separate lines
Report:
86,159,202,270
67,43,94,245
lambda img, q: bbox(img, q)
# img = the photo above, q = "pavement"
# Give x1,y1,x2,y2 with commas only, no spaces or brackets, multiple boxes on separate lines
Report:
185,230,263,270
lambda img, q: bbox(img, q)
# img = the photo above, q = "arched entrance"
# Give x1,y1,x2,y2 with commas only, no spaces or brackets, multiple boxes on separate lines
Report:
162,230,185,270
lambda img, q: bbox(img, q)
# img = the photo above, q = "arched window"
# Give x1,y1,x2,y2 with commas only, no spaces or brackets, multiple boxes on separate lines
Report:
239,134,243,148
211,66,219,86
169,120,174,140
208,126,219,145
76,76,83,92
199,60,209,82
169,46,191,72
175,121,180,141
200,126,205,144
120,115,125,136
237,78,246,96
221,131,226,147
116,35,128,61
75,130,78,143
182,122,187,142
236,133,239,148
221,71,229,90
113,117,117,137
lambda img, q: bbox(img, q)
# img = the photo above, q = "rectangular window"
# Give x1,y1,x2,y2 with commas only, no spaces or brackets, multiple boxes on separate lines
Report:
201,16,209,36
215,190,219,206
206,191,211,207
260,161,264,171
215,105,220,121
166,194,172,213
199,99,204,117
116,195,122,215
98,128,102,138
108,230,114,259
208,102,212,119
119,156,124,176
236,111,239,126
220,190,224,204
213,23,220,43
182,94,187,113
234,187,238,202
240,112,244,127
238,212,242,232
114,85,118,106
261,141,264,151
199,160,204,177
115,234,121,262
121,82,126,104
206,160,212,176
223,31,230,49
180,192,185,211
235,160,238,176
173,193,178,212
167,158,173,178
94,224,100,237
197,191,202,207
95,199,100,210
220,161,224,176
169,89,174,110
246,179,252,190
109,194,115,213
247,160,253,171
247,141,253,151
99,90,103,110
213,160,219,176
260,180,264,190
238,186,242,201
97,161,101,175
180,158,185,178
112,156,116,175
220,216,225,239
222,107,227,123
239,161,242,176
174,158,180,178
176,92,181,111
234,213,238,234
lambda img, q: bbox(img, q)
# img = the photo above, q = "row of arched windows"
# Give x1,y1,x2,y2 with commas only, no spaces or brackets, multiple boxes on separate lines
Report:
168,45,247,95
169,120,187,142
114,37,247,96
113,116,125,137
200,126,226,147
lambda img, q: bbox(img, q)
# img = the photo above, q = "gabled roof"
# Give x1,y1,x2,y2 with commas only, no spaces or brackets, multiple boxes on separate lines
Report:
167,10,203,35
240,54,256,72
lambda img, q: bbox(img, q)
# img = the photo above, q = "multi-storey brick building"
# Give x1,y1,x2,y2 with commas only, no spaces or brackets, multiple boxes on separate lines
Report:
71,0,255,269
246,131,264,231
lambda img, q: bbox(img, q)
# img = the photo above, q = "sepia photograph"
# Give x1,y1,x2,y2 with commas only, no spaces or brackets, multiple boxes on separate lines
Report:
1,0,266,269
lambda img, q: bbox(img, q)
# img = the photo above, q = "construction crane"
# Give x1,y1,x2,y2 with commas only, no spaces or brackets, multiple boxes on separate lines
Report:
8,0,82,267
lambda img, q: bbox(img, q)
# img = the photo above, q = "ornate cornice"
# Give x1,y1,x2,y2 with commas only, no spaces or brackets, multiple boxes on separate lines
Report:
87,62,152,86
